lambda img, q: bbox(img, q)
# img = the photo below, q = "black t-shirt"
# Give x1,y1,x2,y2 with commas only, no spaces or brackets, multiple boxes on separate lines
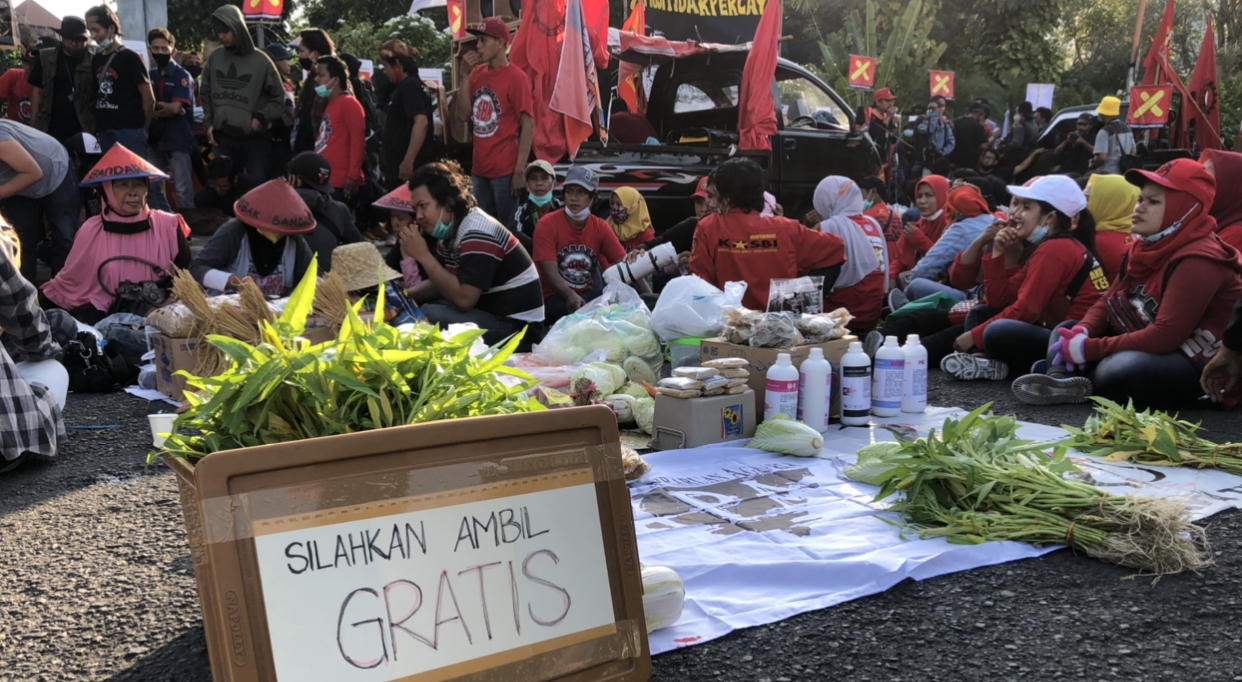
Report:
29,49,85,142
382,76,431,171
948,116,988,170
92,48,149,131
646,216,699,255
1060,131,1096,176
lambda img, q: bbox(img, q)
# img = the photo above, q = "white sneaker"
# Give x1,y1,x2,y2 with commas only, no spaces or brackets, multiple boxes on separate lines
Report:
940,352,1010,381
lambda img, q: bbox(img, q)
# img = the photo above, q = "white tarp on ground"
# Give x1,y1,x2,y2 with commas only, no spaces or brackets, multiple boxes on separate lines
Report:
631,407,1242,654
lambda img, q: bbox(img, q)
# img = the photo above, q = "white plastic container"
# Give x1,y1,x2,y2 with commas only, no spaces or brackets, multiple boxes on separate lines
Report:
872,335,905,417
902,334,928,413
797,347,832,433
148,413,177,448
839,341,871,426
763,352,800,421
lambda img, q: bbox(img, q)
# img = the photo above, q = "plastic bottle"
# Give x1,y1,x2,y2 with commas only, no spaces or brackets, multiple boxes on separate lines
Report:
764,353,800,421
797,347,832,433
872,336,905,417
902,334,928,413
839,341,872,426
603,242,678,286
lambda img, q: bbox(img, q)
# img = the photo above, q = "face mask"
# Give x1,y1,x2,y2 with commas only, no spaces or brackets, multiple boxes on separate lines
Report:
529,191,553,207
863,200,875,211
98,38,113,50
903,129,914,138
185,64,202,79
926,109,936,118
565,206,592,222
299,57,314,71
1028,225,1050,245
153,53,171,68
611,206,630,223
314,84,331,98
430,208,453,240
258,229,282,244
1136,203,1199,243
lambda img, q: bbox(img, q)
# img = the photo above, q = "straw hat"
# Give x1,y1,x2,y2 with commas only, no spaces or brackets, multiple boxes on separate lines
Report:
233,179,316,235
331,242,403,292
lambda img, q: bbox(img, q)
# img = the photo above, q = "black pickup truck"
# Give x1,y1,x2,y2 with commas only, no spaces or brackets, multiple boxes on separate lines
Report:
557,51,881,227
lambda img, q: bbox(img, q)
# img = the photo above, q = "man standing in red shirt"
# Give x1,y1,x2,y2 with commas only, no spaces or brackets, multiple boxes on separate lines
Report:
533,166,626,323
313,55,365,203
456,17,534,229
0,49,35,125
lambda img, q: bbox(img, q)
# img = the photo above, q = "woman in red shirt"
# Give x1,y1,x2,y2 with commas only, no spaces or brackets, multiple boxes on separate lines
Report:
889,175,950,286
1199,149,1242,253
940,175,1107,381
813,176,887,333
1011,160,1242,408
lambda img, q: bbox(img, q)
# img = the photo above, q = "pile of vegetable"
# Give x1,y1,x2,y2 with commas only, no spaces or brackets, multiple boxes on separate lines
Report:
1065,397,1242,476
156,260,544,464
532,292,662,386
846,406,1212,576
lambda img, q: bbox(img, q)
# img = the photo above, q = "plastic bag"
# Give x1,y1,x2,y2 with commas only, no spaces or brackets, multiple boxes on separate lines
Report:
650,276,747,342
767,277,824,315
532,283,663,376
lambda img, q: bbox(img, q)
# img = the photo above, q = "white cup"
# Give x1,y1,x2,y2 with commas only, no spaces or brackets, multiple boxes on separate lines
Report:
148,413,177,448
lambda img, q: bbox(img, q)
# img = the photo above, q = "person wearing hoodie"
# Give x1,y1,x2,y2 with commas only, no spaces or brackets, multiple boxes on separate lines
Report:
1083,174,1138,282
200,5,286,182
900,183,996,302
285,151,363,271
889,175,950,288
1199,149,1242,253
813,176,887,333
1010,160,1242,408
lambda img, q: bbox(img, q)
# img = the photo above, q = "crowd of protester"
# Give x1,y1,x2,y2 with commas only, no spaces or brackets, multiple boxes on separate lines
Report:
2,5,1242,474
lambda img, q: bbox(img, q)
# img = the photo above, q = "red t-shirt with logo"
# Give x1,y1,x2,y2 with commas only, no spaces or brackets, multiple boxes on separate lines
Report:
532,210,627,300
0,68,33,125
315,92,366,188
469,63,534,180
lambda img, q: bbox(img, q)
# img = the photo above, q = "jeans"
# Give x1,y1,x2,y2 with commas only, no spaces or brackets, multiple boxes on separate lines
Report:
471,175,516,228
906,277,967,303
149,149,195,209
0,166,81,282
214,134,270,182
421,301,519,347
981,319,1053,372
97,128,172,212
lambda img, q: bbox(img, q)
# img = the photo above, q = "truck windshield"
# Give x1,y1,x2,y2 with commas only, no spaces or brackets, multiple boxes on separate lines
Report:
777,72,848,130
674,74,741,113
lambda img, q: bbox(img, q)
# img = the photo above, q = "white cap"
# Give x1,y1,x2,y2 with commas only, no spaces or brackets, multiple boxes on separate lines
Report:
1006,175,1087,218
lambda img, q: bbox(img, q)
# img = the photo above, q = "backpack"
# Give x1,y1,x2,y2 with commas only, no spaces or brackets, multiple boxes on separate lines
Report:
62,331,137,393
1104,120,1142,172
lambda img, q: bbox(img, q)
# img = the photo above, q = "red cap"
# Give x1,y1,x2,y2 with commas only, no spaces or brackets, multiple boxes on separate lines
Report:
373,184,415,214
693,177,709,199
1126,158,1216,210
874,88,897,103
80,143,168,186
466,17,512,45
233,179,316,235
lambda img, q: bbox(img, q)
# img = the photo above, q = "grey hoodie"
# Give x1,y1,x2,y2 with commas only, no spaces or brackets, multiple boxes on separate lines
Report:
199,5,287,138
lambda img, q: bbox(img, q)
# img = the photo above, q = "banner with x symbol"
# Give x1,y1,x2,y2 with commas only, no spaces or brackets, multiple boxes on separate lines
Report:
848,55,877,90
929,71,955,100
1127,85,1173,126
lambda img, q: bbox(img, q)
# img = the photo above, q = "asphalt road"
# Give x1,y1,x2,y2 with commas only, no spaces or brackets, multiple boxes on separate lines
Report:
1,372,1240,681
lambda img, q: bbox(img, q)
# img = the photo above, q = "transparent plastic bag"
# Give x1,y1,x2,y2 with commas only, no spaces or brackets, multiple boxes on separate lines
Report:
532,283,663,375
650,276,747,342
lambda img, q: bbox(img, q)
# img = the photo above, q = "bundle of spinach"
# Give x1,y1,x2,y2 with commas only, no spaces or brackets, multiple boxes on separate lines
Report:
155,259,544,465
846,405,1212,576
1065,397,1242,476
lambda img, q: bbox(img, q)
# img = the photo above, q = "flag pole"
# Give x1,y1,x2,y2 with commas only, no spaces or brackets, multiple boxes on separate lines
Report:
1127,0,1150,88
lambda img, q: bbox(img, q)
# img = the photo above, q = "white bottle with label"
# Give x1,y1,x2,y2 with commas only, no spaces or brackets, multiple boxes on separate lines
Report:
902,334,928,413
872,336,905,417
797,347,832,433
839,341,872,427
764,353,800,421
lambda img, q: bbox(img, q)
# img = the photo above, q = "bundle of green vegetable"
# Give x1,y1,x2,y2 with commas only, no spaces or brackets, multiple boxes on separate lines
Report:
846,405,1212,576
1065,397,1242,476
155,259,544,465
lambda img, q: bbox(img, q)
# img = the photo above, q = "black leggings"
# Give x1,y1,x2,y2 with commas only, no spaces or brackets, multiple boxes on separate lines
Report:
881,305,1002,366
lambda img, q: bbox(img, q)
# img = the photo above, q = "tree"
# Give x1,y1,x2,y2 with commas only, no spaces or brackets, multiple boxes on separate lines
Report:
332,13,453,70
167,0,299,52
815,0,948,105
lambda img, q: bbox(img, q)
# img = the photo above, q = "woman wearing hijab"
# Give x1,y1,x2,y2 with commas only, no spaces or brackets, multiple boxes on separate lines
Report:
41,145,191,324
190,179,315,296
1011,160,1242,408
607,187,655,250
814,176,887,332
889,175,950,288
900,184,996,303
1199,149,1242,252
1084,175,1139,282
940,175,1108,381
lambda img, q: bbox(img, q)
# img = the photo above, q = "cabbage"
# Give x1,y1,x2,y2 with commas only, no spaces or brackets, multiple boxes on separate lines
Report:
589,362,628,391
623,356,658,386
605,394,636,423
623,329,662,360
749,415,824,457
597,337,628,363
618,383,650,400
570,364,619,396
634,396,655,435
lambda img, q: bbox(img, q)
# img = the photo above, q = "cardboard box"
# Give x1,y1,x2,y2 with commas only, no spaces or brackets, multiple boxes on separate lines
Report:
700,336,857,420
151,333,200,402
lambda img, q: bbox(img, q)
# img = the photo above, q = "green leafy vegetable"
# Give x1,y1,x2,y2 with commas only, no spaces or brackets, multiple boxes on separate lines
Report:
1065,397,1242,475
749,415,824,456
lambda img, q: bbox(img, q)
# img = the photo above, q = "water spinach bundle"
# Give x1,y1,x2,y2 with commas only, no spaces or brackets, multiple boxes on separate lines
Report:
1065,397,1242,476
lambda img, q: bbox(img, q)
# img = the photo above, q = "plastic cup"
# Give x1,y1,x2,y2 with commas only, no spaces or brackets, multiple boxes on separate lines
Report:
148,413,177,448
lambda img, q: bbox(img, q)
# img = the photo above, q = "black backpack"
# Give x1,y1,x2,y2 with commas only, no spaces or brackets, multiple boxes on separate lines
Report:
62,331,137,393
1104,119,1142,173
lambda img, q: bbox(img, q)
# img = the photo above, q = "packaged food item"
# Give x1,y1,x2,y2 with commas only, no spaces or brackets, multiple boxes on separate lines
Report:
725,377,748,388
657,387,702,399
701,375,729,396
673,366,720,380
658,377,704,391
767,277,824,315
703,357,748,369
719,368,750,378
623,446,651,480
725,385,747,395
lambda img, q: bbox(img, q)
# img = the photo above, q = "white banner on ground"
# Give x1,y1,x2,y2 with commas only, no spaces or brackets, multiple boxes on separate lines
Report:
632,407,1242,655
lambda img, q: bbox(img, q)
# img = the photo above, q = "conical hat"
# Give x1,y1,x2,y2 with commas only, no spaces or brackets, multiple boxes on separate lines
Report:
331,242,403,292
79,144,169,186
233,179,316,235
373,184,415,214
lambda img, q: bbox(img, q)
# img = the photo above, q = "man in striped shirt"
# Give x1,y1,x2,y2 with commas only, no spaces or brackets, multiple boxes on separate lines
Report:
403,161,544,345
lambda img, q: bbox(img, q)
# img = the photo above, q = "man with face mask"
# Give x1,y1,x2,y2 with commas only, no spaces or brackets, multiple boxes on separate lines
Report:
147,28,195,210
29,17,97,143
293,28,334,155
312,56,365,203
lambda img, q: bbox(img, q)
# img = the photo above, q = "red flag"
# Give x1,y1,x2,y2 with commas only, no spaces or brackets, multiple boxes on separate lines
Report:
618,0,648,114
1127,85,1173,126
1188,19,1222,151
242,0,283,21
550,0,604,160
929,71,955,100
847,55,877,90
447,0,466,39
511,0,609,161
1141,0,1175,86
738,0,782,151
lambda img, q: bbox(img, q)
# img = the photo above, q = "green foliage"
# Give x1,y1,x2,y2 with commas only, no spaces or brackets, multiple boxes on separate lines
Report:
330,13,453,70
167,0,298,53
156,258,543,464
817,0,947,104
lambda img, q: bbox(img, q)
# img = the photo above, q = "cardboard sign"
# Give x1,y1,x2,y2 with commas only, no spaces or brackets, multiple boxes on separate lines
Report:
929,70,954,100
419,67,445,89
448,0,467,38
848,55,877,90
177,407,650,682
1025,83,1055,109
358,59,373,82
122,39,150,69
1129,85,1173,126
